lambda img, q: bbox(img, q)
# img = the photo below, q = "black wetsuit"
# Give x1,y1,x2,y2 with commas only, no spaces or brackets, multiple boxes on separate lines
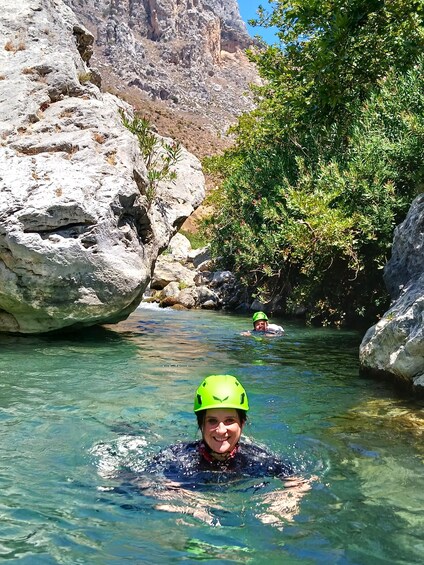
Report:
145,439,293,488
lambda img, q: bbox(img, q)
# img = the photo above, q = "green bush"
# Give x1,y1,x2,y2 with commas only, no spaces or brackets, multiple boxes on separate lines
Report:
121,111,182,205
179,229,208,250
203,58,424,326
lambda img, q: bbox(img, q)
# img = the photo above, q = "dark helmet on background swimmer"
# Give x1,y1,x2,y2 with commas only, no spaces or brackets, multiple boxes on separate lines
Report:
252,311,268,325
194,374,249,413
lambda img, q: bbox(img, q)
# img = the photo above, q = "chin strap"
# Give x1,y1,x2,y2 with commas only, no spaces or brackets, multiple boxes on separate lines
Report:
198,441,239,463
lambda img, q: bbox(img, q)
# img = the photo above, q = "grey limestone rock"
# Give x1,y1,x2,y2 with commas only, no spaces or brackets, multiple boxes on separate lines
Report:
359,195,424,396
0,0,205,333
63,0,260,130
145,233,243,310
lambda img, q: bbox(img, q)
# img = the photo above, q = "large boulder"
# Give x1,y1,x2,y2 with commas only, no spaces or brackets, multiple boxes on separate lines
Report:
0,0,205,334
359,195,424,396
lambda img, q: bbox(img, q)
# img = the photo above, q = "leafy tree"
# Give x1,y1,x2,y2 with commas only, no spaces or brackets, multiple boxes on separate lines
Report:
247,0,424,140
203,1,424,327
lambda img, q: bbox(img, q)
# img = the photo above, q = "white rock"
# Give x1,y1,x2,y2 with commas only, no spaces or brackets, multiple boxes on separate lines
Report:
166,232,192,260
360,195,424,394
0,0,205,333
150,256,196,290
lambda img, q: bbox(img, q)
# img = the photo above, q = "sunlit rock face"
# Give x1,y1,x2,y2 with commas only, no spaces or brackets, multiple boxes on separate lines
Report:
63,0,259,130
0,0,205,334
359,195,424,396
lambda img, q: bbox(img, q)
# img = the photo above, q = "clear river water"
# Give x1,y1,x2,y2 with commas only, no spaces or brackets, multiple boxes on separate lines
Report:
0,304,423,564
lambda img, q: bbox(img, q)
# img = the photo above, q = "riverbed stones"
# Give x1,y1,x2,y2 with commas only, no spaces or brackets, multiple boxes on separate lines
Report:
0,0,205,333
146,233,246,311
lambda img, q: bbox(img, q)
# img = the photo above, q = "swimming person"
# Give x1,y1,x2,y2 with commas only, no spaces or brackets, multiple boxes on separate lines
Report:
149,374,293,480
241,311,285,336
94,375,313,525
138,374,313,525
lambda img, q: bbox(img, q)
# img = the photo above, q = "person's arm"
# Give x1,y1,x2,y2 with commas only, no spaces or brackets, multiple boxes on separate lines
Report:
154,483,220,525
248,444,315,526
255,476,313,526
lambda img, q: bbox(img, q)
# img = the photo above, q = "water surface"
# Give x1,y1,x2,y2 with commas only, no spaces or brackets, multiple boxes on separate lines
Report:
0,305,423,564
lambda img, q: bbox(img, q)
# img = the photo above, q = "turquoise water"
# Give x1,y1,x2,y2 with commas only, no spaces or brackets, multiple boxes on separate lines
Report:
0,305,423,564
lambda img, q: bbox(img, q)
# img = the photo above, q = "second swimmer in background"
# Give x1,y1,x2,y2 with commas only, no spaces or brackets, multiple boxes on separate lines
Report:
241,311,285,337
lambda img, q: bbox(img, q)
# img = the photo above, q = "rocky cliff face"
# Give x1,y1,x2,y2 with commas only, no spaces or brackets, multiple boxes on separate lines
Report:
0,0,205,334
359,195,424,396
63,0,259,133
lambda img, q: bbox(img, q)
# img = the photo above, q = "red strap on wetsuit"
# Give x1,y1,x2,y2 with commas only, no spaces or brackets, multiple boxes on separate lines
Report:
198,441,239,463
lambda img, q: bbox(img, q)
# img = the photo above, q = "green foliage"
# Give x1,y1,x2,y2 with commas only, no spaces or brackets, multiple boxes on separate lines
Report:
204,46,424,325
120,111,182,204
179,229,207,250
247,0,424,139
78,71,92,84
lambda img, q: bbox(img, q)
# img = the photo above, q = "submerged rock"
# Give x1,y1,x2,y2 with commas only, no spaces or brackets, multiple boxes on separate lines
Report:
359,195,424,396
0,0,205,333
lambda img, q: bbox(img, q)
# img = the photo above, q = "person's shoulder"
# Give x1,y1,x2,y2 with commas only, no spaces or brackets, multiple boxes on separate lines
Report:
239,438,274,457
146,440,202,482
153,440,199,462
267,323,285,334
169,440,200,454
238,439,293,477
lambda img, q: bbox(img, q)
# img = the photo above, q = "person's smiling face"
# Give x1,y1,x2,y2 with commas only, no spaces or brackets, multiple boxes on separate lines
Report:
202,408,243,456
254,320,268,331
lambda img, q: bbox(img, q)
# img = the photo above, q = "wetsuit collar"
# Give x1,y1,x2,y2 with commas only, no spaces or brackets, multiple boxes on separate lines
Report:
198,441,239,463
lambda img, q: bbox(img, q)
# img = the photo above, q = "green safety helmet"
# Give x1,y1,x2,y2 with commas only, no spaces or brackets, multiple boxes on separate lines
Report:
194,374,249,413
252,311,268,323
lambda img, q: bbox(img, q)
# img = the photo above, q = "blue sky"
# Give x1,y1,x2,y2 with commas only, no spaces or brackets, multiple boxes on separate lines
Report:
237,0,279,44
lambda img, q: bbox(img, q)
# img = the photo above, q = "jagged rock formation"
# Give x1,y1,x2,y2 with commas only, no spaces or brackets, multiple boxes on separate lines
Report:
0,0,205,334
63,0,260,132
359,195,424,396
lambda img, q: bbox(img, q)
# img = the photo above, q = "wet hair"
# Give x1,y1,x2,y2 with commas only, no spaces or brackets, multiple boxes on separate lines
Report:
196,408,247,430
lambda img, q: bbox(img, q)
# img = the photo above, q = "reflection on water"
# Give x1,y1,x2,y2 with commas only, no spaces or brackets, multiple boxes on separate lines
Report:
0,306,423,564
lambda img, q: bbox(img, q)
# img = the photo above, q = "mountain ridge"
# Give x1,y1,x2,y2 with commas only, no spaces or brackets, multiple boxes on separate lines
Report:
63,0,260,158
